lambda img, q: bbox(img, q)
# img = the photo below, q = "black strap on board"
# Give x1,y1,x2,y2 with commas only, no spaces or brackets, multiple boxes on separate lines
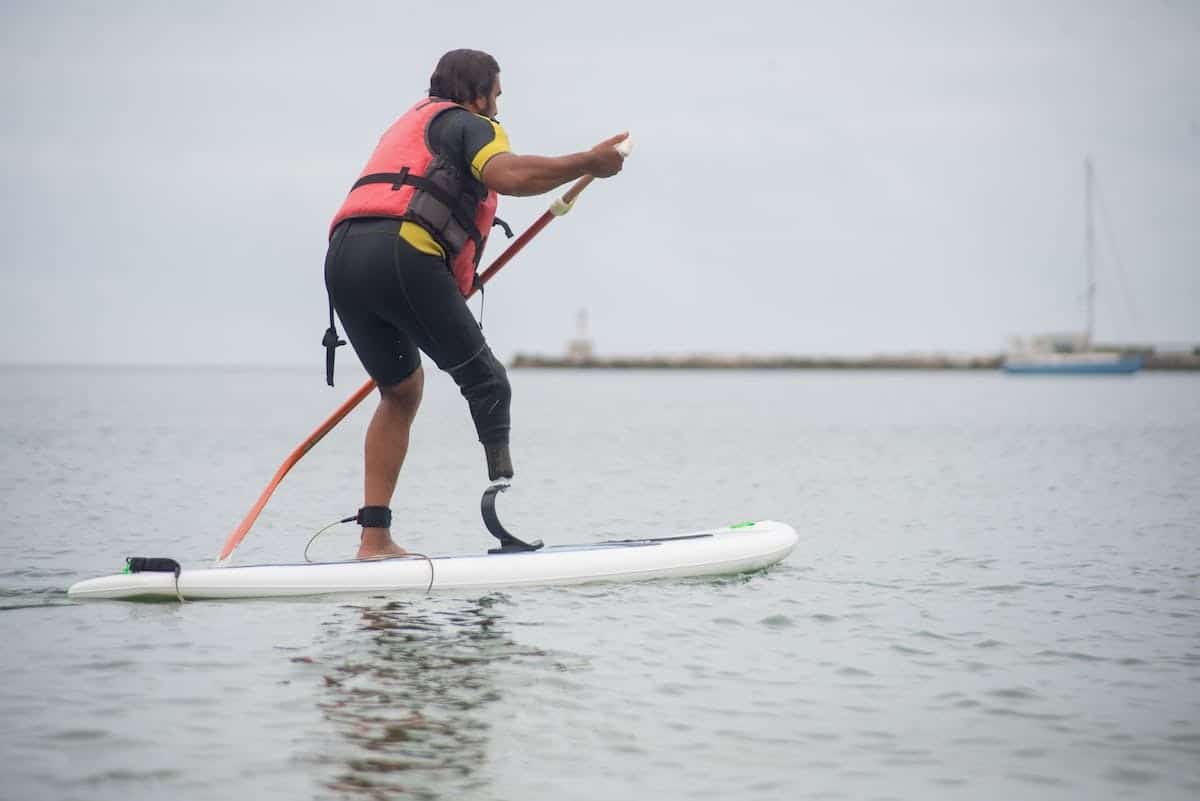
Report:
124,557,184,602
125,557,182,576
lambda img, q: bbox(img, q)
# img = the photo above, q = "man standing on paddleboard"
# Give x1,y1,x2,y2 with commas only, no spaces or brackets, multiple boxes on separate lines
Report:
324,49,627,559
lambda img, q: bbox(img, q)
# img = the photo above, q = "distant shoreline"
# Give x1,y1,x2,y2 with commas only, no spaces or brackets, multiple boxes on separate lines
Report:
2,352,1197,372
511,353,1200,371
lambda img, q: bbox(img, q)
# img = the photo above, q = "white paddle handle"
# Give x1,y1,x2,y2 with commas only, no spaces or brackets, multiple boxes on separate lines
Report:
551,133,633,216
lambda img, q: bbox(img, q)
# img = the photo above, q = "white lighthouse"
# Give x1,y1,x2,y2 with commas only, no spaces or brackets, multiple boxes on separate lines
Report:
565,308,594,363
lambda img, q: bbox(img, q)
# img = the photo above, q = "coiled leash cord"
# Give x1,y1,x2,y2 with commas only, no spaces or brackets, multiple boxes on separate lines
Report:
303,509,434,594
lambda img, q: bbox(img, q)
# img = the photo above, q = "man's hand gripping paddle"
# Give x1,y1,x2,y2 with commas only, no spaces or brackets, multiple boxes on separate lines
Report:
216,135,634,563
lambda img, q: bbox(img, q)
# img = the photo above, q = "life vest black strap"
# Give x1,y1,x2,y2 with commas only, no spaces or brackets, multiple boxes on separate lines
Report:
468,219,513,329
351,171,484,251
350,167,412,192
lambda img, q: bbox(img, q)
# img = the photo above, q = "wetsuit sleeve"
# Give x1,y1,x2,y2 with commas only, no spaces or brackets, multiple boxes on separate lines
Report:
428,109,512,183
467,119,511,180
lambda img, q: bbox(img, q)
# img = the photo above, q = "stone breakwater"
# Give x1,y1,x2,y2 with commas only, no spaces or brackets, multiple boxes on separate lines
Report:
511,352,1200,370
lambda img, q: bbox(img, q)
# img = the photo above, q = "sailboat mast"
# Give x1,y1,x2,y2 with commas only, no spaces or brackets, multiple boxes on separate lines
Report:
1085,157,1096,345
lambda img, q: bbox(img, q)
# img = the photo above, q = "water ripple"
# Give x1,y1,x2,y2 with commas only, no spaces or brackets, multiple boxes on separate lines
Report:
4,368,1200,801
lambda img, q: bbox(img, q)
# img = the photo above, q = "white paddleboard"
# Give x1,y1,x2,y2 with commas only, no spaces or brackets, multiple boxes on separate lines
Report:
67,520,797,601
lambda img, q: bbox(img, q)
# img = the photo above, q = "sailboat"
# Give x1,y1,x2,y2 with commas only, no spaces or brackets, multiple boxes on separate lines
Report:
1004,159,1143,375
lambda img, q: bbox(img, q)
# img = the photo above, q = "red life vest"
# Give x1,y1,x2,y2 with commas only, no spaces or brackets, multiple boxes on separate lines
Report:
330,98,499,296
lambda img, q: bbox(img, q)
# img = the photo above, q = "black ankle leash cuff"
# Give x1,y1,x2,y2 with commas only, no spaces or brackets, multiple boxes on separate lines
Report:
356,506,392,528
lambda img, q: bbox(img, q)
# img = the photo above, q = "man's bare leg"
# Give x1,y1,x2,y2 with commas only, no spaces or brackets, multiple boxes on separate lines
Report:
357,367,424,559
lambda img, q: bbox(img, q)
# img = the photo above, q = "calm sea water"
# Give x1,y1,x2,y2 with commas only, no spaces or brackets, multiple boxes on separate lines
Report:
1,365,1198,801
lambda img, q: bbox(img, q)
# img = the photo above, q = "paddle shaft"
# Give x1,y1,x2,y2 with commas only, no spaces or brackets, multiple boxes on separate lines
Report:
217,174,597,562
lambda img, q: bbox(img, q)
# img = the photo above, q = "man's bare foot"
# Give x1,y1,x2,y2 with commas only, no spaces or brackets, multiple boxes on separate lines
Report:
357,527,409,560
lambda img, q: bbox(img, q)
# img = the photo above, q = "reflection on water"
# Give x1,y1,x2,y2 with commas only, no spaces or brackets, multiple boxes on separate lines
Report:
312,595,538,800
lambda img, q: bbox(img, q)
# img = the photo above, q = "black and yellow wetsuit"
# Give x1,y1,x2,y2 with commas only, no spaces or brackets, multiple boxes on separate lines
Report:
325,107,514,454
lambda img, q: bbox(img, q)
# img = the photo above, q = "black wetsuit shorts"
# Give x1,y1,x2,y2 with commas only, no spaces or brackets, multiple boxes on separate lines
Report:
324,217,487,387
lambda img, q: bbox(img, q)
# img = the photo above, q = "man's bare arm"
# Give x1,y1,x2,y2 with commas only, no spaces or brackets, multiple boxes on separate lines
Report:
481,132,628,197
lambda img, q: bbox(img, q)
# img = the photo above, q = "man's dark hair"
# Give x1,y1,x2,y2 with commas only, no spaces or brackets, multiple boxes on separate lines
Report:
428,49,500,105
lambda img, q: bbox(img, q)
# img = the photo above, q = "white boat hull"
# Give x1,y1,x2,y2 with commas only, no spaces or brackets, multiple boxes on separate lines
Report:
1003,351,1142,374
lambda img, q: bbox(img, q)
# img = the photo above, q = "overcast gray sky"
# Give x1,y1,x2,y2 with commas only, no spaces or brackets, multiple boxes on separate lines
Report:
2,0,1197,365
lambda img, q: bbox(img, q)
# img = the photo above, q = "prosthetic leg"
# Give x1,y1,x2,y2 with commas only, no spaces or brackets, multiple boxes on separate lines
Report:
450,347,542,553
